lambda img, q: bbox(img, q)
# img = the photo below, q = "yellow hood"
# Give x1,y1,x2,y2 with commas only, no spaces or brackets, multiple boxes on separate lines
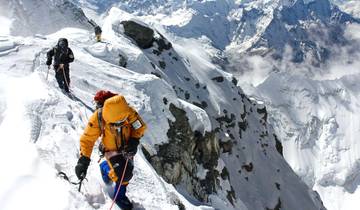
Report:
102,95,131,123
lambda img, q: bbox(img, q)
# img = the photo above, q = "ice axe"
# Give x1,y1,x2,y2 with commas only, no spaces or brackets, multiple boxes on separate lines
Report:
58,171,87,192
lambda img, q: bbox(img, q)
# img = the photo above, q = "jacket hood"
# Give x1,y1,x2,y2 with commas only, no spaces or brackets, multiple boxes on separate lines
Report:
102,95,131,123
57,38,68,49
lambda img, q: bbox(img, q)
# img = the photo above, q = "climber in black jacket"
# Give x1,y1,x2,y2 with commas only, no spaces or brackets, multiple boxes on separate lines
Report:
46,38,74,93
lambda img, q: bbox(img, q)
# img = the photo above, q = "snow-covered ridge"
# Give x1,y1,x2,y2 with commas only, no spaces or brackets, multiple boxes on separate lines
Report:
0,3,327,210
0,0,91,36
0,28,216,209
73,0,360,65
4,0,360,210
83,8,326,210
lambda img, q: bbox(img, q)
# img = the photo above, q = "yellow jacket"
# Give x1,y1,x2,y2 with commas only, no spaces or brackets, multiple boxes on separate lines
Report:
79,95,147,158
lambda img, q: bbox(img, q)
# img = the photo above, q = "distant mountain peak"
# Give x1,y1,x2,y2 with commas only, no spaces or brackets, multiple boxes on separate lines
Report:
232,0,360,64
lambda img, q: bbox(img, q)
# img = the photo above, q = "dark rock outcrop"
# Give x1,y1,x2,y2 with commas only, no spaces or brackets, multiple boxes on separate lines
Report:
121,20,155,49
143,103,220,201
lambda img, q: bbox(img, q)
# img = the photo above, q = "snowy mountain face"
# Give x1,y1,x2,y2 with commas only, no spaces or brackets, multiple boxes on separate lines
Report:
331,0,360,18
227,1,360,210
2,0,360,210
99,12,327,209
228,0,360,65
81,0,360,66
0,1,329,210
79,1,360,210
0,0,91,36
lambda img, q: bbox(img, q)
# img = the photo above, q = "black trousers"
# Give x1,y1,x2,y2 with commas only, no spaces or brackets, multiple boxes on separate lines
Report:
54,65,70,92
108,154,134,183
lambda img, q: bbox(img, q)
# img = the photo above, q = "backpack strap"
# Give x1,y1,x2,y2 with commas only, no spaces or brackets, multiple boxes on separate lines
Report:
97,108,105,136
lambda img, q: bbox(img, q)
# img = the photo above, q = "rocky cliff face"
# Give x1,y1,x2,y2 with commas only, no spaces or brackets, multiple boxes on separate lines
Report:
120,19,325,210
143,103,220,202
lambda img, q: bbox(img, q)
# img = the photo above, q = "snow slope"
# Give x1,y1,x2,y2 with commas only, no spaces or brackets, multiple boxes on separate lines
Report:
0,4,326,210
0,29,213,210
89,1,360,210
104,1,360,209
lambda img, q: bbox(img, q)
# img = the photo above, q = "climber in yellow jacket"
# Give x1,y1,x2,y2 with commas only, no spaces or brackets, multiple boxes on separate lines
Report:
75,90,146,210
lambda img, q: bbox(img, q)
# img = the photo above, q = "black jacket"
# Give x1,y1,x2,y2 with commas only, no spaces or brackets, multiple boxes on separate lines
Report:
95,26,102,35
46,46,74,67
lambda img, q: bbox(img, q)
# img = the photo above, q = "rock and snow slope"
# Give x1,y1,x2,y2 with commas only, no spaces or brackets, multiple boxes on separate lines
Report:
0,2,327,210
0,30,214,210
69,1,360,210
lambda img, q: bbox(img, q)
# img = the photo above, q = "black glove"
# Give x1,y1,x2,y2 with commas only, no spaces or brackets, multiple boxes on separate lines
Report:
75,156,91,179
124,137,140,158
46,60,52,66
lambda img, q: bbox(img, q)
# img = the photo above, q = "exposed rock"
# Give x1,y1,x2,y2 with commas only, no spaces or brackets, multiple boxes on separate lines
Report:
219,140,233,153
185,92,190,100
266,198,282,210
121,20,154,49
273,134,283,156
143,103,220,202
275,182,281,190
150,72,162,78
152,49,161,56
238,120,248,138
232,77,238,86
192,101,208,109
227,186,236,205
159,61,166,69
257,106,268,123
163,97,168,105
221,167,230,180
155,34,172,52
241,162,253,172
211,76,224,83
118,54,127,67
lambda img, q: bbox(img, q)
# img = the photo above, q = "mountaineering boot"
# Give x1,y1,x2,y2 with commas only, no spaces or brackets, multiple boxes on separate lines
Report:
113,183,133,210
116,196,133,210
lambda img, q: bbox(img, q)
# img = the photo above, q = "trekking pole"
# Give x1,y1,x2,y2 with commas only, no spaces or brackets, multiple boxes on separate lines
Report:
61,67,71,92
46,65,50,80
109,158,129,210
